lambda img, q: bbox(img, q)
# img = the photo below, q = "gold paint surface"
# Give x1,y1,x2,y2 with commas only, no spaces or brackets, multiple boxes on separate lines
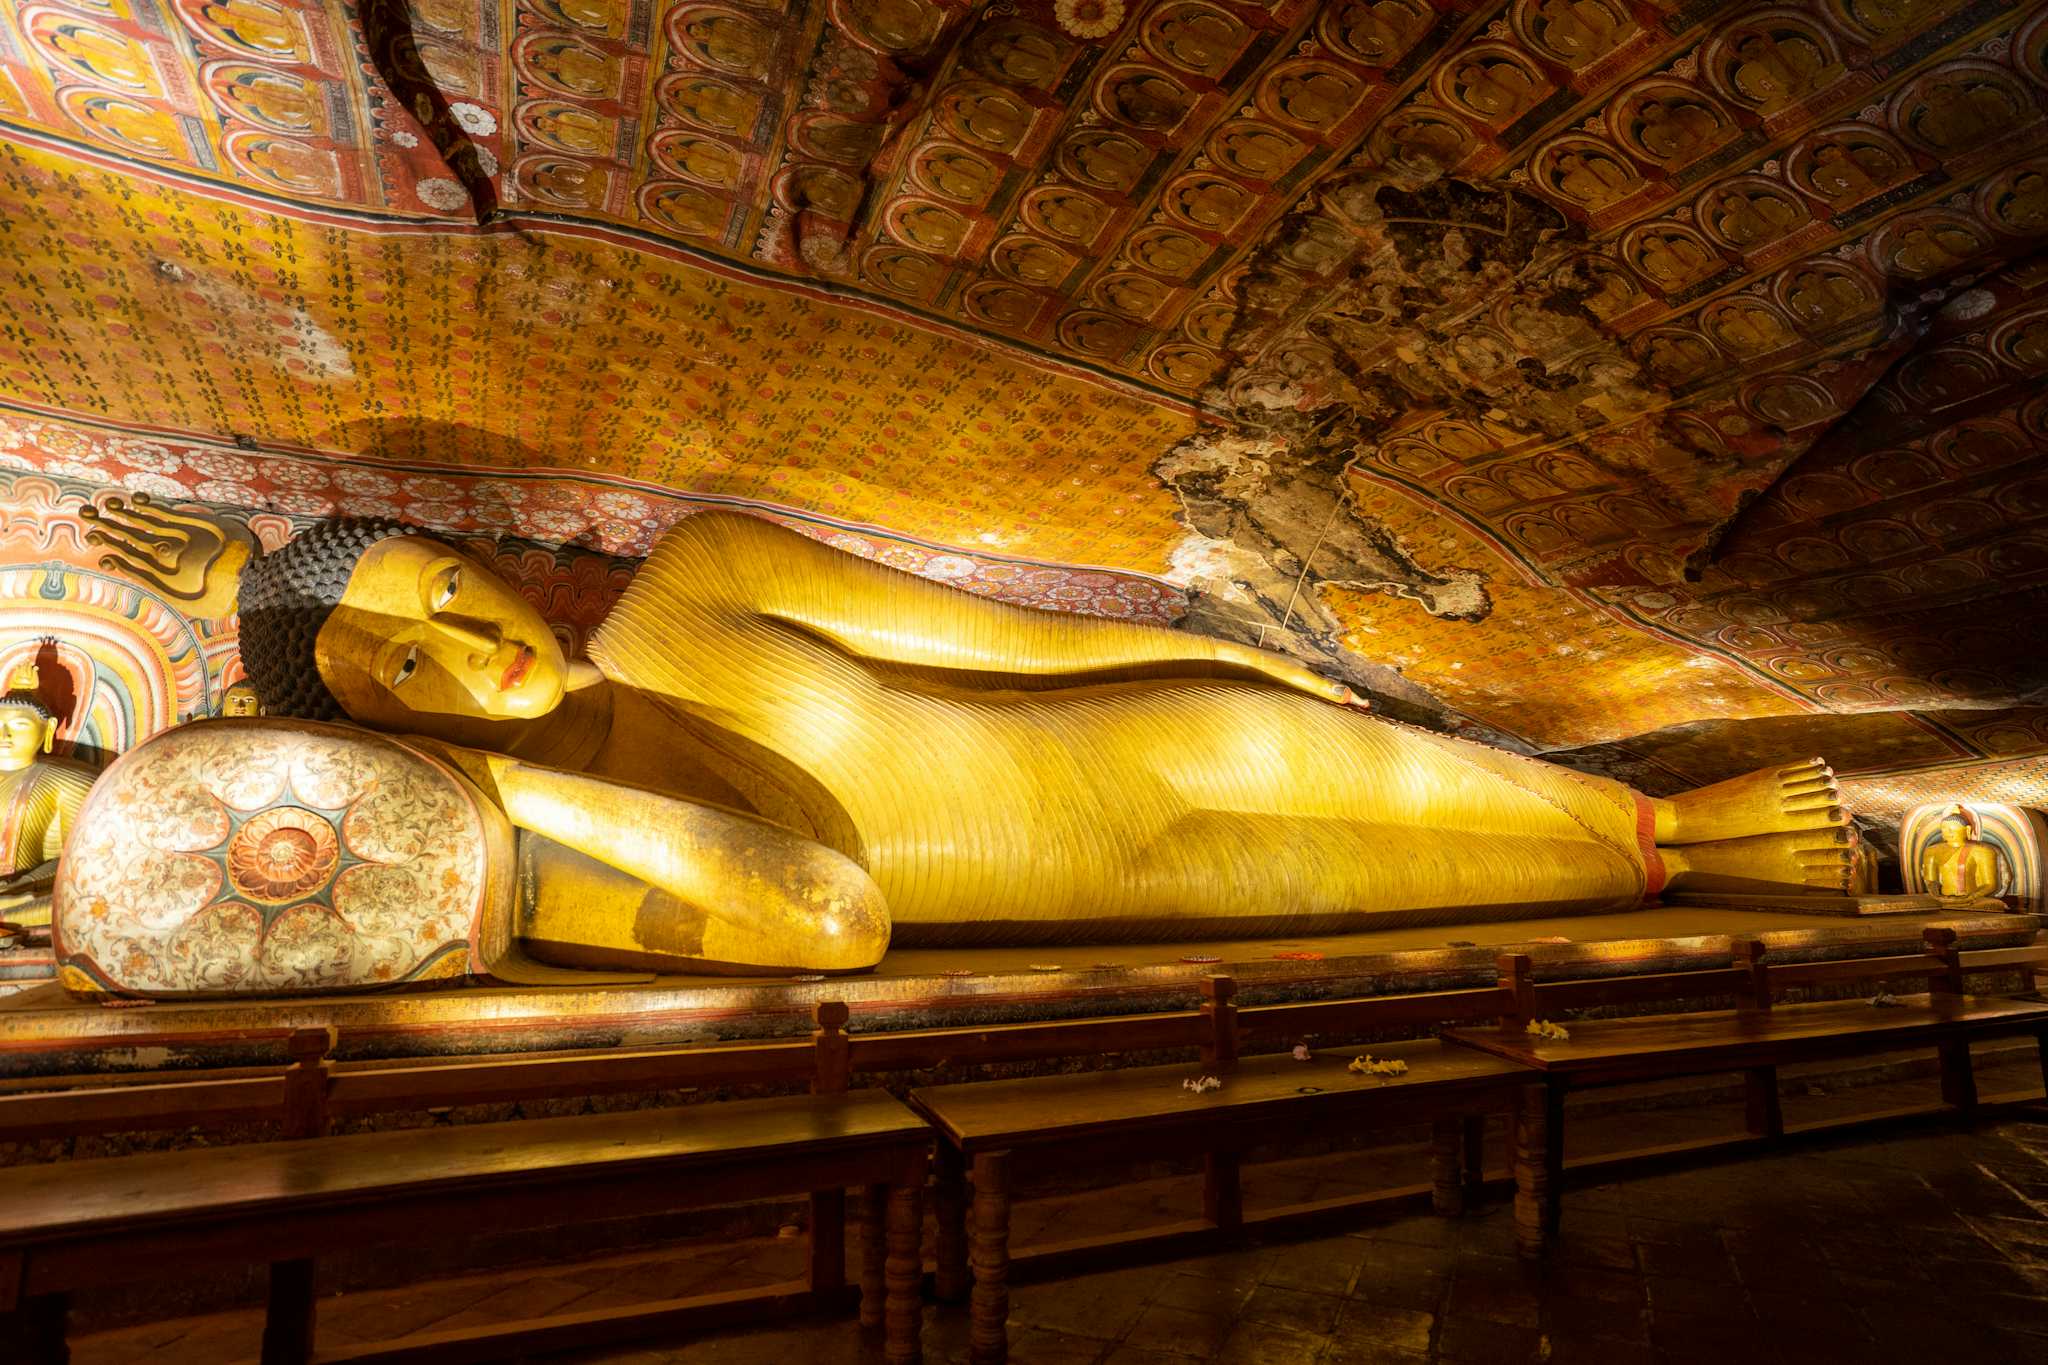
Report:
306,510,1667,968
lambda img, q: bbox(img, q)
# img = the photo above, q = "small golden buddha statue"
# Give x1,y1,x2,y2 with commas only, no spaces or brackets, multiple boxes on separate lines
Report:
1920,805,2004,900
220,681,264,716
82,496,1858,977
0,658,96,931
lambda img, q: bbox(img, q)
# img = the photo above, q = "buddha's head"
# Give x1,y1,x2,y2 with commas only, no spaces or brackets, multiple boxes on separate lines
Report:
237,521,568,731
0,663,57,773
1938,806,1977,847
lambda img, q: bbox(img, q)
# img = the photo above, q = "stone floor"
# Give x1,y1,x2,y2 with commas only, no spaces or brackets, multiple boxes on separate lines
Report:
64,1051,2048,1365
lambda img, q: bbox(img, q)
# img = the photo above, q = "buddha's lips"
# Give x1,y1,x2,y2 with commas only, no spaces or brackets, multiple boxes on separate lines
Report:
499,647,535,692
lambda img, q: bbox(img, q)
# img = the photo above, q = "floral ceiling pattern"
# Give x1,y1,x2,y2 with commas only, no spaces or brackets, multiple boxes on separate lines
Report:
0,0,2045,792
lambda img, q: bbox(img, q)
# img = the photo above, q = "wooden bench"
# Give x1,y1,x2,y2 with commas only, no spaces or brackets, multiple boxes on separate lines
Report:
0,1089,930,1365
1444,982,2048,1248
908,1035,1541,1365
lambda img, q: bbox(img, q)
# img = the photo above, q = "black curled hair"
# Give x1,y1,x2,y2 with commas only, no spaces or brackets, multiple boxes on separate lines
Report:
237,519,408,721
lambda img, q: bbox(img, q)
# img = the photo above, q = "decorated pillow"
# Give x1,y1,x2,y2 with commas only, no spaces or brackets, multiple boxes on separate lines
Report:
54,718,514,997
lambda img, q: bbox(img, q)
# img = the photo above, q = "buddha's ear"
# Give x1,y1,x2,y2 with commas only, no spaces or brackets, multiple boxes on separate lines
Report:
40,716,54,755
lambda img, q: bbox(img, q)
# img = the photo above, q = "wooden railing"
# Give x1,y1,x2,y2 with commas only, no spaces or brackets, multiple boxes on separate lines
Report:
3,929,2042,1147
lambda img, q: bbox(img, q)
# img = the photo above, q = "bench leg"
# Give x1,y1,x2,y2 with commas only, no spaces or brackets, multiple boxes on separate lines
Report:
934,1144,970,1304
1744,1066,1783,1140
885,1179,924,1365
1203,1151,1242,1230
809,1188,846,1294
1430,1118,1465,1217
969,1150,1012,1365
858,1183,887,1329
261,1260,315,1365
1939,1039,1979,1114
1512,1084,1554,1259
1543,1084,1564,1235
1462,1113,1486,1205
5,1292,68,1365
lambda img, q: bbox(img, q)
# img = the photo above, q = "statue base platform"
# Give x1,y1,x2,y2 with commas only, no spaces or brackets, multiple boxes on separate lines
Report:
1658,892,2011,916
0,904,2039,1080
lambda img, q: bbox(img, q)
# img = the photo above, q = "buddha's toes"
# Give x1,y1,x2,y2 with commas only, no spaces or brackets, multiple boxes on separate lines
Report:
1663,758,1845,846
1661,826,1855,895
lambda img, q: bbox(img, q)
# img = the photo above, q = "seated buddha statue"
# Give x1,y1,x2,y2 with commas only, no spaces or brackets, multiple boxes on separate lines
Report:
81,497,1855,975
0,659,96,931
1919,805,2004,900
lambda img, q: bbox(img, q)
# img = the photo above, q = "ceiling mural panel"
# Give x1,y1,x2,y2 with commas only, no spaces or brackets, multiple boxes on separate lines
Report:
0,136,1199,566
1,0,2045,779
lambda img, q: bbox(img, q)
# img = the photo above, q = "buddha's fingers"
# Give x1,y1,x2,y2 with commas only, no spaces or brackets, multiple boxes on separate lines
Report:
92,546,184,595
83,494,193,541
126,493,245,547
84,525,182,577
1781,773,1839,799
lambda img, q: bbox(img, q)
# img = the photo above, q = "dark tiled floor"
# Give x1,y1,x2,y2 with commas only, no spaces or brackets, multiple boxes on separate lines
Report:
547,1117,2048,1365
64,1051,2048,1365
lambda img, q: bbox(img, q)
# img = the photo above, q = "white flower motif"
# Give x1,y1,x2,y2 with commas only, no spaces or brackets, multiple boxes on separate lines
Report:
195,479,259,505
0,451,34,471
591,490,649,520
392,130,419,149
266,461,328,490
878,546,924,570
403,476,464,501
473,145,499,178
592,518,638,549
119,471,188,498
468,501,517,528
449,102,497,136
403,499,464,527
1054,0,1125,39
406,500,466,528
189,451,257,480
270,492,334,517
525,509,588,539
475,479,529,506
107,438,179,472
38,425,94,458
923,554,976,580
333,467,398,496
47,458,109,482
415,177,469,212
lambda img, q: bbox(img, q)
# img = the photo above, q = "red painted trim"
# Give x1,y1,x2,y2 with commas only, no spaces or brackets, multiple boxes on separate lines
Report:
1634,792,1668,900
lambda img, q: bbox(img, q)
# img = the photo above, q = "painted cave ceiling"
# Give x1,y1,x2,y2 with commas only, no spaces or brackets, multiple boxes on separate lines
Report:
1,0,2047,797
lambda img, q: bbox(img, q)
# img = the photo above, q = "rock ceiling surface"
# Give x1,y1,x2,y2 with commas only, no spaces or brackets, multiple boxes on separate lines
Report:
1,0,2047,792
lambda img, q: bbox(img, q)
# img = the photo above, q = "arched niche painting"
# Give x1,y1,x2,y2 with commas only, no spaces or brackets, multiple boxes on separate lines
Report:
1703,13,1847,114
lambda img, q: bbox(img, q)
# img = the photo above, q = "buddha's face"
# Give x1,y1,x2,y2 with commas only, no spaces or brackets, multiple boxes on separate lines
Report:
316,537,568,730
0,707,52,773
1940,818,1970,847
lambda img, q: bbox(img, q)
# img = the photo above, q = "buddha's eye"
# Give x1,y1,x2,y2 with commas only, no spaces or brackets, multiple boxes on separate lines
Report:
392,645,420,687
433,568,461,610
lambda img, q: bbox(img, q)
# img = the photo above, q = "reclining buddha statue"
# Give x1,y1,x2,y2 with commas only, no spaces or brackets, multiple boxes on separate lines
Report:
66,496,1854,984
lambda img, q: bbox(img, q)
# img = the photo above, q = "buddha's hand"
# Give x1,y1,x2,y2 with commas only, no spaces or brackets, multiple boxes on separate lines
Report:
82,495,253,619
1214,642,1363,709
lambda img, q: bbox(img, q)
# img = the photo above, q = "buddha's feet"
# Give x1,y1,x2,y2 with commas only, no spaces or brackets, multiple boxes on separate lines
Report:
1655,758,1846,846
1659,826,1856,896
